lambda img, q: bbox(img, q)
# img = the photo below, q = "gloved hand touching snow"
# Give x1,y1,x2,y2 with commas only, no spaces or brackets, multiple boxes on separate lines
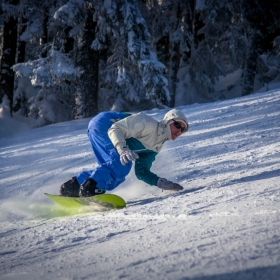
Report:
157,178,183,191
117,145,139,165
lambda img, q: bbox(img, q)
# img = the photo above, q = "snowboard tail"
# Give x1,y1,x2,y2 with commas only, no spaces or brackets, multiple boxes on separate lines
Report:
45,193,126,210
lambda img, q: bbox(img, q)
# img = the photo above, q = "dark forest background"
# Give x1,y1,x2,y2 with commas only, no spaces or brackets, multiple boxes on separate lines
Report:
1,0,280,127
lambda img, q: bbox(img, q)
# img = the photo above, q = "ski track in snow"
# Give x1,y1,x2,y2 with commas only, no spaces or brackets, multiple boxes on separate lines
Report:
0,90,280,279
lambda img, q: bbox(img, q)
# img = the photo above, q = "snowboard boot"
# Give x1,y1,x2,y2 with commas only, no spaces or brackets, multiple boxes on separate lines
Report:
79,178,105,197
60,176,80,197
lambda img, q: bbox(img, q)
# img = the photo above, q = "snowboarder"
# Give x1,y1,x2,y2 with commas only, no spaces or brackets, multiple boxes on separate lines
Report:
60,109,189,197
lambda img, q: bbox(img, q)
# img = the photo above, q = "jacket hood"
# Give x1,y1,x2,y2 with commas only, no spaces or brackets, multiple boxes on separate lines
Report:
162,109,188,130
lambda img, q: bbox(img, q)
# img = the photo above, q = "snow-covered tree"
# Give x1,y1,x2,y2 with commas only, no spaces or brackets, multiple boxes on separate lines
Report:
145,0,248,105
121,0,170,107
13,0,79,125
92,0,170,110
2,0,280,128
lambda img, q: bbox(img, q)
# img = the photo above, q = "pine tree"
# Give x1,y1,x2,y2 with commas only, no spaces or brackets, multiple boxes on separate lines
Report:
92,0,170,110
149,0,248,105
12,0,78,125
123,0,170,107
145,0,192,107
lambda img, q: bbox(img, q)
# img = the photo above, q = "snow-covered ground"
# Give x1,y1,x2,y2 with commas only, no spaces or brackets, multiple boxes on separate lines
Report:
0,89,280,280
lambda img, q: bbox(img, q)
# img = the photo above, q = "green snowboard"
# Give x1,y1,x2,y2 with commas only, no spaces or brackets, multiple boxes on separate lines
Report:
45,193,126,210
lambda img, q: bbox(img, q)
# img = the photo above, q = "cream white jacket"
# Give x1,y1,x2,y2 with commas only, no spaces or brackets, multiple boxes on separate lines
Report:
108,108,188,153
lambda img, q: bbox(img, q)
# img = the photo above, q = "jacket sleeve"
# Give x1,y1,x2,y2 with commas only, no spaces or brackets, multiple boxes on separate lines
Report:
108,112,150,149
134,152,159,186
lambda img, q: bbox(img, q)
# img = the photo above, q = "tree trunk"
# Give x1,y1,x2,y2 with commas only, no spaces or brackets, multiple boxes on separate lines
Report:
40,6,49,58
242,32,262,96
63,26,74,54
0,0,19,114
12,16,27,114
16,16,26,64
74,3,99,119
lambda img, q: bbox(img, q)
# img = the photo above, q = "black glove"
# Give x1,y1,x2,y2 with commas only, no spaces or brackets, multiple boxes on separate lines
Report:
157,178,183,191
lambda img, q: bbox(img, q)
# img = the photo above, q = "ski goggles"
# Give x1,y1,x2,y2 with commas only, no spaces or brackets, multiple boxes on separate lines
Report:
172,119,189,133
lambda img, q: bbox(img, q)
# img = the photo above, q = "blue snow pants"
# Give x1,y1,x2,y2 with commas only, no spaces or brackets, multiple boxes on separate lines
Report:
76,112,132,191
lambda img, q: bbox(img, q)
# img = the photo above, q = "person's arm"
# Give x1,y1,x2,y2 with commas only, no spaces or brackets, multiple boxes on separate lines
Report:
135,152,183,190
108,112,148,149
134,152,159,186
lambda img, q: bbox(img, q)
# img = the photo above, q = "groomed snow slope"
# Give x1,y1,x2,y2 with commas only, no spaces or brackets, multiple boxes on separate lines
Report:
0,89,280,280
